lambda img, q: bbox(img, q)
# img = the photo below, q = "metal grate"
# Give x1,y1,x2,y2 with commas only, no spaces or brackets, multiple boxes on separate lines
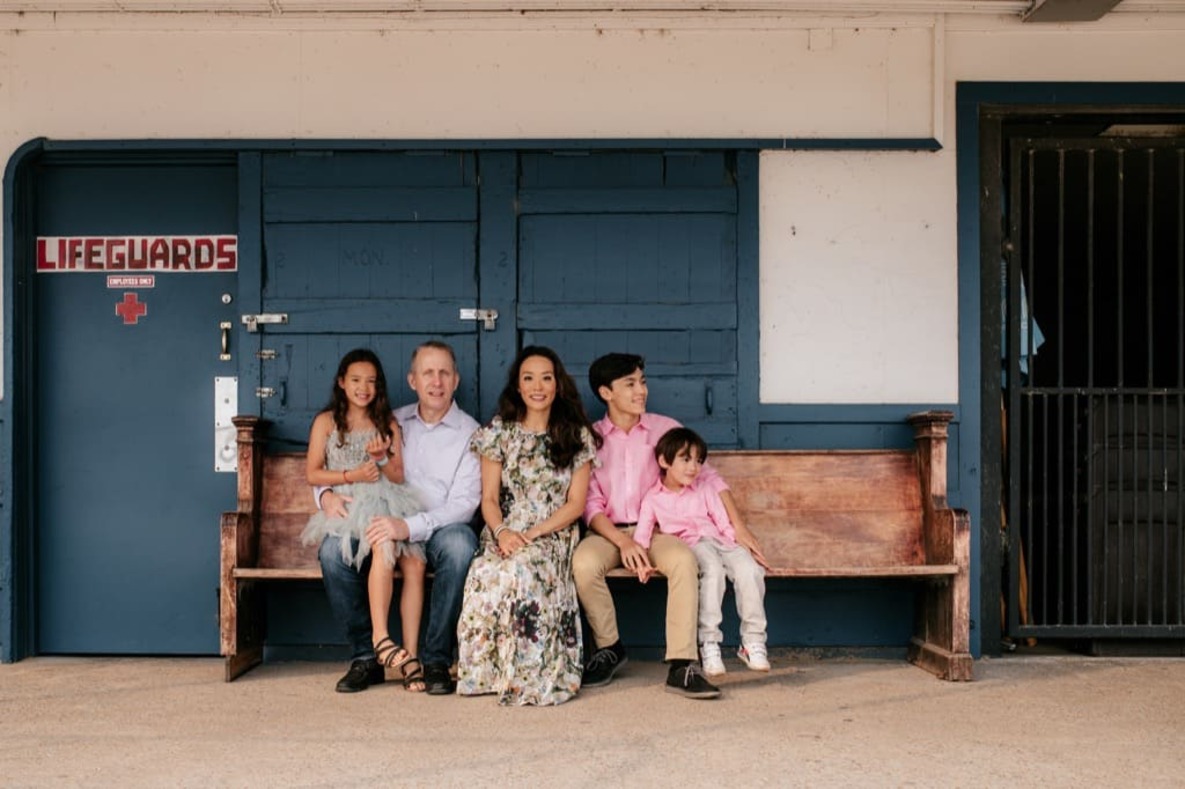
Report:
1007,137,1185,637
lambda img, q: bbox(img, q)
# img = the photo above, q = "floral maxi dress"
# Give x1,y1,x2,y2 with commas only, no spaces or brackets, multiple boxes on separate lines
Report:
457,417,598,706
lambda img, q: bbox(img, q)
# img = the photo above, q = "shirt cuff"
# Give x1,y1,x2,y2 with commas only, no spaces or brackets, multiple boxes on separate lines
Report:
404,513,431,543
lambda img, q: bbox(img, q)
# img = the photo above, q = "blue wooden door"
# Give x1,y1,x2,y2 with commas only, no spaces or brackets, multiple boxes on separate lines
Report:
253,152,481,444
34,161,238,654
248,151,737,444
516,152,739,444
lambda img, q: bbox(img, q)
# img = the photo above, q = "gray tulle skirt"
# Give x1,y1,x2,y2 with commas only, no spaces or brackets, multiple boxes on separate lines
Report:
301,480,424,569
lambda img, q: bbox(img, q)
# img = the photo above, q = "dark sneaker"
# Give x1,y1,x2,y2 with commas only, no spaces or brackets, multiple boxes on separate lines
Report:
665,663,721,699
335,658,385,693
582,644,629,688
423,663,457,696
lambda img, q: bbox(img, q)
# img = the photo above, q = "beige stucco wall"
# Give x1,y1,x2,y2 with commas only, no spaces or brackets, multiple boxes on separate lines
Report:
2,10,1185,402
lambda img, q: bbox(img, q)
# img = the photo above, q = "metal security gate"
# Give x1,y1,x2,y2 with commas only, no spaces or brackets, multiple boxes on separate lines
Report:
1006,136,1185,638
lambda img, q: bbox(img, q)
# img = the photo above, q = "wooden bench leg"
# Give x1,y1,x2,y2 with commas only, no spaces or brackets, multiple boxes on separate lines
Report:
223,580,265,682
909,510,974,681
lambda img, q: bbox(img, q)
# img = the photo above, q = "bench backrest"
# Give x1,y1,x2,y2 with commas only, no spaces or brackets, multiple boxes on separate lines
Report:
233,411,953,573
710,450,926,570
257,453,319,570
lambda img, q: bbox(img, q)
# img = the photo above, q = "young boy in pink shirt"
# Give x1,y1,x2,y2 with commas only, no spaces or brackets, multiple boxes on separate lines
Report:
634,427,770,675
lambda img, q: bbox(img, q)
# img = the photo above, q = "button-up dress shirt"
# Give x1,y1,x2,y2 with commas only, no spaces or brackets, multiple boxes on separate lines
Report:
633,479,737,549
394,401,482,543
583,412,727,526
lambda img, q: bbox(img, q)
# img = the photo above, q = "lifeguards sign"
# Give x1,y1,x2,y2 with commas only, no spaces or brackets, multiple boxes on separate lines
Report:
36,235,237,272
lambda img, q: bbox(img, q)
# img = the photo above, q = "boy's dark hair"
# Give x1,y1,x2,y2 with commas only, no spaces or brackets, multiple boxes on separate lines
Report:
654,427,708,471
588,352,646,404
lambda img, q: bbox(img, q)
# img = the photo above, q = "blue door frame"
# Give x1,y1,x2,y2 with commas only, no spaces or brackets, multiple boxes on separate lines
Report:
957,83,1185,655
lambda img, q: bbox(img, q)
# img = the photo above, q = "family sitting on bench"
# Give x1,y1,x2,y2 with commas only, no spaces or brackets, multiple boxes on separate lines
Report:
307,343,765,706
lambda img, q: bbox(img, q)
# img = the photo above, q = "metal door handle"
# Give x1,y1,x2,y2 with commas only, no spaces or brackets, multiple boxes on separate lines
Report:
219,321,232,361
705,384,714,415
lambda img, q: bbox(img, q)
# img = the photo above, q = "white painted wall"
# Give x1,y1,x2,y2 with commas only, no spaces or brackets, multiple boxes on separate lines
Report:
2,11,1185,402
759,149,958,403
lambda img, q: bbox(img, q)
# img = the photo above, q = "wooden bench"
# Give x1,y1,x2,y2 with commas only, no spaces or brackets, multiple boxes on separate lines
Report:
221,411,971,682
601,410,972,681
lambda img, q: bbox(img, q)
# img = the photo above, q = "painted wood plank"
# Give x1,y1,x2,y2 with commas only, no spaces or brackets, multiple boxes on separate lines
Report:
518,188,736,214
263,187,477,222
519,152,666,188
264,151,475,188
518,303,736,330
256,299,476,333
264,222,477,300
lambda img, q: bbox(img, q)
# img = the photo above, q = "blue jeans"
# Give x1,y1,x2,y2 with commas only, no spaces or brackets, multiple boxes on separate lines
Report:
318,521,478,666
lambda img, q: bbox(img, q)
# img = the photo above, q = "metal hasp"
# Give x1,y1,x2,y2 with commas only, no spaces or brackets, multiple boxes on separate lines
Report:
459,307,499,331
241,313,289,333
214,377,238,472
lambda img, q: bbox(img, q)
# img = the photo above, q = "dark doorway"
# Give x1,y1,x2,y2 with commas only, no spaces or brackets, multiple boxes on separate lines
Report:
996,114,1185,644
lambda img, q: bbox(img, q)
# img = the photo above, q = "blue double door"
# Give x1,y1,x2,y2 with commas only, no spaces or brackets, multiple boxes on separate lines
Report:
34,149,743,654
253,150,742,445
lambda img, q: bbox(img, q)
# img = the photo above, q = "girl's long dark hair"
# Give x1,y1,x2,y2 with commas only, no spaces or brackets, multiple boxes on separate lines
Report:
326,348,393,448
495,345,601,469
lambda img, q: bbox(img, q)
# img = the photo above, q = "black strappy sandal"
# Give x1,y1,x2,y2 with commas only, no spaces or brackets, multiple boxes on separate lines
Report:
373,636,412,671
400,658,425,692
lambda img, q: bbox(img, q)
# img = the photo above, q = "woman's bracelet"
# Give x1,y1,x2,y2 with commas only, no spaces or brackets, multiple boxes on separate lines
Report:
374,455,389,467
492,525,508,539
342,469,349,484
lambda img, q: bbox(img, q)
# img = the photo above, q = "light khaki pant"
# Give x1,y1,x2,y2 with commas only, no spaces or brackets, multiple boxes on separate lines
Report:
572,528,699,662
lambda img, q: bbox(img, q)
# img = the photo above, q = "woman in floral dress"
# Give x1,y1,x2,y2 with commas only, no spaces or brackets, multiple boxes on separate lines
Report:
457,346,600,706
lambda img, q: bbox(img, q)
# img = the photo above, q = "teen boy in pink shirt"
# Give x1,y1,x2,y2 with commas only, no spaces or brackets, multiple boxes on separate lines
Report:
634,427,770,676
573,353,768,699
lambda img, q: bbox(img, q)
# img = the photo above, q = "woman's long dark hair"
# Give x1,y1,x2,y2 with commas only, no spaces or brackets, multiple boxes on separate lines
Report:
326,348,394,448
495,345,601,469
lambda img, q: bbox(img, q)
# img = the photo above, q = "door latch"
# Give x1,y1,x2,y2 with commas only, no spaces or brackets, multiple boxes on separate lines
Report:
241,313,289,333
459,308,499,331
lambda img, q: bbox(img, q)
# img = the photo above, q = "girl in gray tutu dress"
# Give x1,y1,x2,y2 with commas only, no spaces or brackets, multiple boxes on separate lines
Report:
302,349,426,688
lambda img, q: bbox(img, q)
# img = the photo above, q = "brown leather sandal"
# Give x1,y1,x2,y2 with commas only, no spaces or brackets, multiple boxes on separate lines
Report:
400,658,425,692
373,636,412,671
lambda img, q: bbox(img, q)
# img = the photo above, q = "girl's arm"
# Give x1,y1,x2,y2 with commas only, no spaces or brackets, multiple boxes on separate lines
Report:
368,417,406,484
523,461,592,542
306,412,338,485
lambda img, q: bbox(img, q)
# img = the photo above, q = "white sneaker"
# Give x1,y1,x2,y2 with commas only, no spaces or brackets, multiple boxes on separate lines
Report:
737,642,770,672
700,642,726,676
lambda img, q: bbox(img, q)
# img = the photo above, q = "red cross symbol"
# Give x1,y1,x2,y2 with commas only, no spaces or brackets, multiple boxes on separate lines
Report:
115,292,147,325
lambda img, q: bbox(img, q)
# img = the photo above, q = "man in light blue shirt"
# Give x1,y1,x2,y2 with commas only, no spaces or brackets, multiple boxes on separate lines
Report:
316,341,481,695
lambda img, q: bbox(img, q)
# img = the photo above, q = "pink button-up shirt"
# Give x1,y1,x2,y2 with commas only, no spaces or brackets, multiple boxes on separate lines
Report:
584,412,727,526
633,478,737,549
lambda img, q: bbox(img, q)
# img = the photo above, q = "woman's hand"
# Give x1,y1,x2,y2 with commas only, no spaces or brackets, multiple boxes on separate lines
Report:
351,459,381,483
495,529,529,557
365,432,392,462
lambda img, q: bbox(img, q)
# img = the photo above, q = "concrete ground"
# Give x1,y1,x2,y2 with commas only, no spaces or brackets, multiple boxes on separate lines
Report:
2,653,1183,788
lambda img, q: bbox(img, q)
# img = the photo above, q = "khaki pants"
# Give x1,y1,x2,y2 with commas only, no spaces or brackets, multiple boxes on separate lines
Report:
572,528,699,662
